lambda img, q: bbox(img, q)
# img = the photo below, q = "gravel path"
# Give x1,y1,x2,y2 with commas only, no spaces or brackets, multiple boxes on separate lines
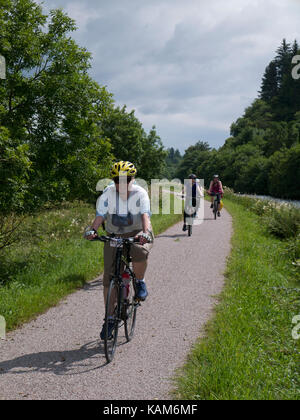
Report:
0,201,232,400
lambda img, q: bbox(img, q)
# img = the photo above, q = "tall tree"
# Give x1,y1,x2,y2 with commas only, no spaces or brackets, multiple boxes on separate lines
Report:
139,126,166,180
0,0,114,207
101,106,145,167
161,147,182,179
175,141,211,180
292,39,299,56
260,61,278,102
275,38,292,88
101,107,166,181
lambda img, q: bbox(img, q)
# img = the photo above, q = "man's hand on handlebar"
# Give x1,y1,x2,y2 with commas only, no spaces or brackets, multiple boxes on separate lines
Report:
135,232,152,245
84,227,98,241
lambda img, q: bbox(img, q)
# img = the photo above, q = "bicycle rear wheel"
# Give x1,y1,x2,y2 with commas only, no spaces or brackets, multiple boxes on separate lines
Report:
188,224,192,236
124,276,137,342
104,279,120,363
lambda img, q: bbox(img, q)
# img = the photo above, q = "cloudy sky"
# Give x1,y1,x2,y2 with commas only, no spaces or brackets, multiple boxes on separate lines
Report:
41,0,299,152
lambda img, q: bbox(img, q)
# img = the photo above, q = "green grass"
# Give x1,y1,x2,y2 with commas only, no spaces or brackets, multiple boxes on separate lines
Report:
0,197,182,331
175,198,300,400
151,197,183,235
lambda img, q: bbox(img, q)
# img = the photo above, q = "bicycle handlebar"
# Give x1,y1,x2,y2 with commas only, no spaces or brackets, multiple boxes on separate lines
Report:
208,191,222,196
91,235,140,244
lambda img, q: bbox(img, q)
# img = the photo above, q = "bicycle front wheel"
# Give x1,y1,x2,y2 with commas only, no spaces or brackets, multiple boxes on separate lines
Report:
188,224,192,236
124,277,137,342
104,279,120,363
214,201,218,220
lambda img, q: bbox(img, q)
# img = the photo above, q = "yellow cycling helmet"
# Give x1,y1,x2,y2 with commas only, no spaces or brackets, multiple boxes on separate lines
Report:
110,161,137,178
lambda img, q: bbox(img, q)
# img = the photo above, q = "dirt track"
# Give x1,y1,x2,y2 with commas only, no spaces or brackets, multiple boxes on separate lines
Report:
0,200,232,400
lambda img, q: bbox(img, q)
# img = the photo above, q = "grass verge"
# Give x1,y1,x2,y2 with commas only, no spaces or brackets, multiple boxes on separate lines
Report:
0,197,182,332
174,198,300,400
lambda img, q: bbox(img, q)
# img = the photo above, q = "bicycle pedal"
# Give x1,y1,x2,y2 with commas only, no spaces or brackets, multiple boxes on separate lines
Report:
134,297,142,304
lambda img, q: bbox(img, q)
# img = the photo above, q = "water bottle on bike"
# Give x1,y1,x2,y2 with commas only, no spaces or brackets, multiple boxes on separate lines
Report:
122,270,131,299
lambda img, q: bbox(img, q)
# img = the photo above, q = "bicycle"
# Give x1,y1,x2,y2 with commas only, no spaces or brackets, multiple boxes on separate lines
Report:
92,235,142,363
211,192,222,220
184,199,197,236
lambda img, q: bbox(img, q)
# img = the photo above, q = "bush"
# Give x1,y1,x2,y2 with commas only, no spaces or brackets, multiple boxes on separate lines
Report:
224,186,300,239
285,235,300,261
264,206,300,239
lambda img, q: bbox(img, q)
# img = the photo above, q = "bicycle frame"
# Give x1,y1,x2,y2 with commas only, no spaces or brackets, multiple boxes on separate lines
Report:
94,235,138,302
211,193,221,219
212,192,221,202
114,240,137,295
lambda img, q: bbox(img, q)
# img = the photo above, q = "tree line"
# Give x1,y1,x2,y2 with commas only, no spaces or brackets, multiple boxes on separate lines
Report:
0,0,166,217
174,39,300,200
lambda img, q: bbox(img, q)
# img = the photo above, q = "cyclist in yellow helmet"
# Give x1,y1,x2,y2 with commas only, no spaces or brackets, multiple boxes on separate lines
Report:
85,161,154,340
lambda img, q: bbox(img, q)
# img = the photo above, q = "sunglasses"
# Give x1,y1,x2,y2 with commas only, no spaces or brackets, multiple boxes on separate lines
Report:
113,177,133,184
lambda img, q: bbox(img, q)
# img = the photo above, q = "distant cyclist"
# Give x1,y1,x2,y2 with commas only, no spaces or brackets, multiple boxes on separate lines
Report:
182,174,203,231
208,175,224,217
